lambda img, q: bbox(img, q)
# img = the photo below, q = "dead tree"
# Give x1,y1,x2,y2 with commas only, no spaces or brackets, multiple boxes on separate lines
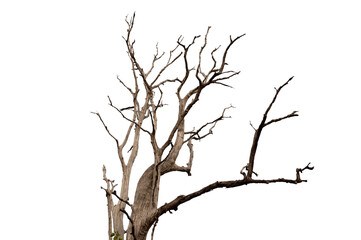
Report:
93,14,313,240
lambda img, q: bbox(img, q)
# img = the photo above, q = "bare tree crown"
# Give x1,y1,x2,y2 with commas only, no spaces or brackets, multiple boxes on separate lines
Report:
93,13,313,240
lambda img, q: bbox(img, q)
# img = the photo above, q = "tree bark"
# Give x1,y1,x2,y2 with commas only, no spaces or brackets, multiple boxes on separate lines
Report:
126,165,159,240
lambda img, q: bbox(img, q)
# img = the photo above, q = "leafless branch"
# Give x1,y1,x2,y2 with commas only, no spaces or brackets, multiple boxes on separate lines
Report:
161,32,243,154
247,76,297,178
176,34,201,94
153,78,182,89
296,162,314,182
218,33,246,73
151,44,183,87
184,105,234,142
210,45,221,74
156,162,313,218
145,43,165,78
212,70,241,83
117,75,134,94
111,191,134,210
103,165,137,240
196,26,211,81
119,208,137,240
240,163,258,178
249,121,257,131
264,111,299,126
264,76,294,117
92,112,119,147
107,96,152,136
124,13,151,92
150,218,159,240
101,165,117,240
169,140,194,176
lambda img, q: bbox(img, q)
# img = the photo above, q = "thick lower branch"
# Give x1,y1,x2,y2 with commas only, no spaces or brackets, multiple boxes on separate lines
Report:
156,164,313,218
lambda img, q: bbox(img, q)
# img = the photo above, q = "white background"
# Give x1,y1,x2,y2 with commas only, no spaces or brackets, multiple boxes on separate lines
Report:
1,0,360,239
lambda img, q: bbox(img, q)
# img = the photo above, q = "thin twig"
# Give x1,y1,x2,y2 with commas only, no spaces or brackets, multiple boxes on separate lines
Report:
92,112,119,147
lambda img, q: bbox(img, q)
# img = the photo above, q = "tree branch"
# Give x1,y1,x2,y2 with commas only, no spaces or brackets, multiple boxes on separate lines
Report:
151,44,183,87
161,31,243,154
117,75,134,95
247,76,297,178
150,218,159,240
124,13,151,93
184,105,234,142
111,191,134,211
107,96,152,136
264,110,299,127
176,34,201,95
157,162,313,218
101,165,117,240
92,112,119,147
196,26,211,81
145,43,165,78
218,34,246,73
169,140,194,176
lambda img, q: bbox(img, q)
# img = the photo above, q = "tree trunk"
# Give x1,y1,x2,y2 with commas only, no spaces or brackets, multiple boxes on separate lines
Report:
126,165,159,240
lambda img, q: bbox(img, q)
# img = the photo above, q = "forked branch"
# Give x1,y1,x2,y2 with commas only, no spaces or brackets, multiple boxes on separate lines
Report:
184,105,234,142
247,76,298,178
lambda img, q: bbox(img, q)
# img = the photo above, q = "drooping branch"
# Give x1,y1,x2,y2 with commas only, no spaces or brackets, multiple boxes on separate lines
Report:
156,162,313,218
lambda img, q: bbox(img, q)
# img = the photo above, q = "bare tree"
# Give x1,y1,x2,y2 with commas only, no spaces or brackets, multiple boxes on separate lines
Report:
93,14,313,240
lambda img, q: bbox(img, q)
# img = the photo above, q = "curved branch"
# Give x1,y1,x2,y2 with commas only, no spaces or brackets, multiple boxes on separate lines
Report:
156,162,313,218
218,33,246,73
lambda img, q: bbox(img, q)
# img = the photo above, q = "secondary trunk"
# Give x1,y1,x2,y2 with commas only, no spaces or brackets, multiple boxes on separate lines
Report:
113,168,131,239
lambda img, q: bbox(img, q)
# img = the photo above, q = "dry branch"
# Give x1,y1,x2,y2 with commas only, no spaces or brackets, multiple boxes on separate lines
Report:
247,76,298,178
101,165,117,240
92,112,119,147
156,162,313,218
184,105,234,142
